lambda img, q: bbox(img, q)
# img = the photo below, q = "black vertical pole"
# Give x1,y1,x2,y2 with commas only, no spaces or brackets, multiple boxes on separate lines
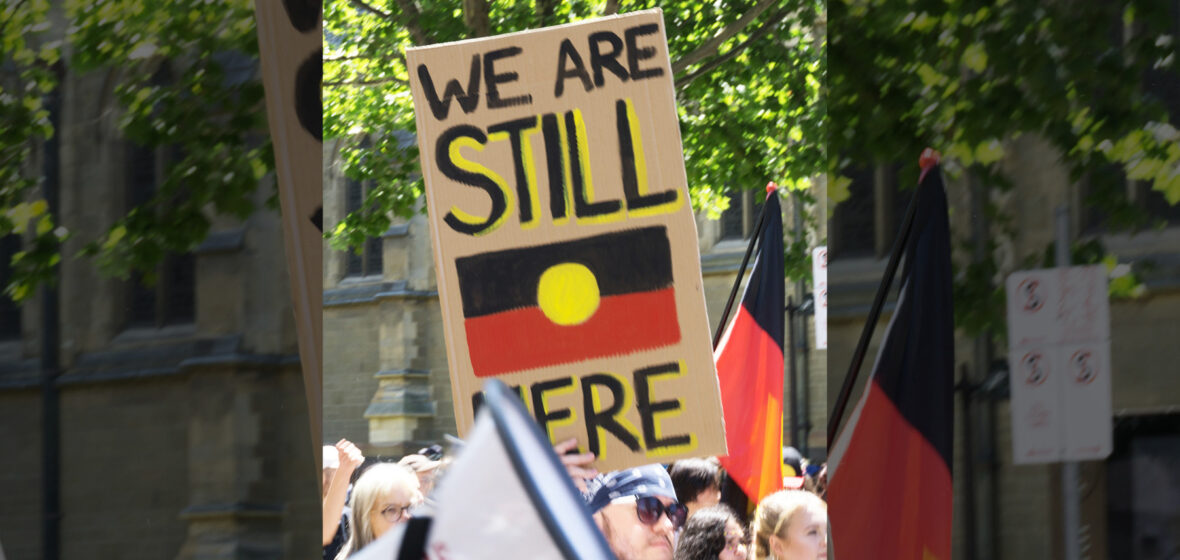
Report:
827,168,928,444
792,191,811,458
786,297,799,448
41,60,63,560
712,189,774,349
713,186,777,525
798,301,812,458
959,366,978,560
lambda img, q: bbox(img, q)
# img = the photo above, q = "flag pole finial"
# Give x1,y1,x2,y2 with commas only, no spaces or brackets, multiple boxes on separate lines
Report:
919,148,941,171
919,148,942,183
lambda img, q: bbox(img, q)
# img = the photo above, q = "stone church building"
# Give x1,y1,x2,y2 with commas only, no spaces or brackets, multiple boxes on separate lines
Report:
0,37,318,560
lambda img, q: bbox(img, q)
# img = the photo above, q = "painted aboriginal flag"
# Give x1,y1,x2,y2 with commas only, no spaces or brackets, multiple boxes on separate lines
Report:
456,226,681,377
828,163,954,560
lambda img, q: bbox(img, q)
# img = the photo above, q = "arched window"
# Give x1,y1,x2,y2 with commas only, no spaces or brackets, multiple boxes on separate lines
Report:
123,63,195,329
343,176,383,278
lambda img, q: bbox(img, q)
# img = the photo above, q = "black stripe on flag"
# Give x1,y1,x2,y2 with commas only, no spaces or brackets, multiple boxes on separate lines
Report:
455,226,673,318
870,168,955,469
738,193,785,352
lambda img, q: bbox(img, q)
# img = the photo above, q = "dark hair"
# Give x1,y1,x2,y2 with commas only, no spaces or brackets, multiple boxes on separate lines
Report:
669,459,721,504
674,505,740,560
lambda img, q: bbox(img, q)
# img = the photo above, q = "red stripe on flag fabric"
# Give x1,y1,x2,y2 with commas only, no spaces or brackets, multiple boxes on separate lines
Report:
715,305,785,504
828,378,952,560
465,287,680,377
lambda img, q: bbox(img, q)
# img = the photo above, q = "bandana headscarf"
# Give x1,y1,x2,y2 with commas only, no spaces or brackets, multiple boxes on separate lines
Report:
583,464,679,513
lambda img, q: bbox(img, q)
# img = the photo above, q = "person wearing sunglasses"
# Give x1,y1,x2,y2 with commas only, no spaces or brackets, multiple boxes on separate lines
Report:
333,462,422,559
584,464,689,560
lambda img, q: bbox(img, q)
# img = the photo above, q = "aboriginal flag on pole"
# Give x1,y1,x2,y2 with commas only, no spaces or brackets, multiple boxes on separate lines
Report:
828,164,954,560
714,190,785,504
456,226,681,377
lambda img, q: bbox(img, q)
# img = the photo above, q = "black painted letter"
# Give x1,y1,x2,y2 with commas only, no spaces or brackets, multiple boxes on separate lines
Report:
634,362,691,451
582,374,641,457
588,31,628,87
417,55,482,121
437,125,508,236
484,47,533,110
554,39,593,98
624,24,664,81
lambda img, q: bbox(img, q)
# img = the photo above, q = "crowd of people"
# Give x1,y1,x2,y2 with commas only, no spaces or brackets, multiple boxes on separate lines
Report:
321,438,827,560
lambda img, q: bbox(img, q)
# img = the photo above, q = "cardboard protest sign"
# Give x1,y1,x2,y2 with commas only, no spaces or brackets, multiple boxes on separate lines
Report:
254,0,323,468
406,10,726,470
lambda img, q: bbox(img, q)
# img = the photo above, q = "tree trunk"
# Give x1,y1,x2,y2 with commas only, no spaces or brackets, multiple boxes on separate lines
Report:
464,0,490,38
390,0,429,45
535,0,556,28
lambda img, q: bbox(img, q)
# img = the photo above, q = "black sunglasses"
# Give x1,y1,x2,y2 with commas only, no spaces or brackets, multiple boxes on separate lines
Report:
634,496,688,529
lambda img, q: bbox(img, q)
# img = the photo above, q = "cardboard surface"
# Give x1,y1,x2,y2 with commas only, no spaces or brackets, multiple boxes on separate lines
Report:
254,0,324,469
407,10,725,470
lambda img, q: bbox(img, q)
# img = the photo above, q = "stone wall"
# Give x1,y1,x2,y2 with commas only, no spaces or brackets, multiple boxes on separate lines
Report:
0,47,318,559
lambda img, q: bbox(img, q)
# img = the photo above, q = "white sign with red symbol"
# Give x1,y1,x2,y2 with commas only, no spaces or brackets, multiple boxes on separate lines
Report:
1006,266,1112,464
1061,343,1112,459
812,246,827,350
1008,349,1061,462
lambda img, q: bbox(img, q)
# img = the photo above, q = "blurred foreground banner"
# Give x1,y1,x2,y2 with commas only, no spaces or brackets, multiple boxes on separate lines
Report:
405,10,725,470
254,0,324,464
354,379,614,560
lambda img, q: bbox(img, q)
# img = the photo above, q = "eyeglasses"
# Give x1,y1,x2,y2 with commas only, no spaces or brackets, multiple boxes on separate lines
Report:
724,534,748,553
634,496,688,529
379,503,414,523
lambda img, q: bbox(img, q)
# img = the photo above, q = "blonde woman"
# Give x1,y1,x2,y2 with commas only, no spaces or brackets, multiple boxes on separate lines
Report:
750,490,827,560
335,462,422,559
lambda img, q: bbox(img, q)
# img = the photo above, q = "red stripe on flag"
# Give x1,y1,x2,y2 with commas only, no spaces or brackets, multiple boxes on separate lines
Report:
465,287,680,377
829,379,952,560
715,306,785,503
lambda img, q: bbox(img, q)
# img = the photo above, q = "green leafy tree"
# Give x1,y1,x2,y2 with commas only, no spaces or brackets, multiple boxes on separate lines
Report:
323,0,826,280
828,0,1179,339
1,0,273,301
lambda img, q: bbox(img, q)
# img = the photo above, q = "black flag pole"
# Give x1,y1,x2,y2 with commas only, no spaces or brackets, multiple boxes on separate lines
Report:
713,183,780,523
712,183,779,350
827,150,941,445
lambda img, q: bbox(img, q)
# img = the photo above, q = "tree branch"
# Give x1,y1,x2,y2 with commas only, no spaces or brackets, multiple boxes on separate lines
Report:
324,54,384,62
536,0,557,28
670,0,778,75
602,0,620,16
676,9,787,89
350,0,392,19
324,76,407,87
0,0,32,36
391,0,430,45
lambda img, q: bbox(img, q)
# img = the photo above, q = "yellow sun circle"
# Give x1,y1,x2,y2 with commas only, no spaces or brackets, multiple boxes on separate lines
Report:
536,262,600,326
